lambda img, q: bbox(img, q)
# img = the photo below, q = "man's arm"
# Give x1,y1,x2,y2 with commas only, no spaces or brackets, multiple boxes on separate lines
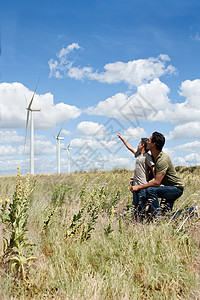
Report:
130,173,164,192
151,165,156,178
117,133,135,153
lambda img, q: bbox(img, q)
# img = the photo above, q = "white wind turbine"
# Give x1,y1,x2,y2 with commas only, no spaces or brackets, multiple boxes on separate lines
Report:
53,128,64,174
63,141,72,174
24,81,41,175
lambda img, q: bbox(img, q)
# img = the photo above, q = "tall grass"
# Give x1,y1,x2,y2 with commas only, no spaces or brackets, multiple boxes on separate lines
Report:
0,167,199,299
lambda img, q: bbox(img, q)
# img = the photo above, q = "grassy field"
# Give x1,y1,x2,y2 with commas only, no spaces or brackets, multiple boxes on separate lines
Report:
0,166,199,299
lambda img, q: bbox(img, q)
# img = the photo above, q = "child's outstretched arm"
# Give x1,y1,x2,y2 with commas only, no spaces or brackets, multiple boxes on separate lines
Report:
117,133,135,153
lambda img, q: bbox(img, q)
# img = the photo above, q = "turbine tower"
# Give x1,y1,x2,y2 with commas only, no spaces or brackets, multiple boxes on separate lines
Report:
63,141,72,174
53,128,64,174
24,81,41,175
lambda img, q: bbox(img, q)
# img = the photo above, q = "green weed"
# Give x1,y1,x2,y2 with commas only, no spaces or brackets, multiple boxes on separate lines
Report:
0,167,36,281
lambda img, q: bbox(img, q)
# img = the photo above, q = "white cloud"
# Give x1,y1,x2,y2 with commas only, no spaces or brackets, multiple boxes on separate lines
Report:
152,103,200,124
179,79,200,108
22,139,56,156
49,43,81,78
175,141,200,152
151,79,200,124
137,78,170,110
58,43,80,59
83,55,176,86
86,78,200,125
0,130,24,143
123,127,147,141
49,45,176,87
68,132,136,171
68,67,93,81
163,148,176,157
172,156,189,166
62,129,71,136
167,122,200,140
77,121,106,138
0,158,25,175
106,154,131,169
70,148,132,171
158,54,170,61
163,144,200,167
34,156,59,174
107,55,175,86
0,145,17,156
70,137,117,150
194,32,200,41
0,82,81,129
76,122,147,147
184,153,200,164
87,78,169,122
86,93,127,119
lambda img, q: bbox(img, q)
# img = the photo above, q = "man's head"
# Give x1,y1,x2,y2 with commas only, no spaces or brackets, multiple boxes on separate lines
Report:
147,131,165,151
137,138,149,153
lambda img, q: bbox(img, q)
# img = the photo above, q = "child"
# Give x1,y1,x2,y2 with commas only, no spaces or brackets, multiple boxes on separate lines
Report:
118,133,155,220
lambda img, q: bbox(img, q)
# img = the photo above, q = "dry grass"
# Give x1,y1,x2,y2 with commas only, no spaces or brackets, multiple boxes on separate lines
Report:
0,166,199,299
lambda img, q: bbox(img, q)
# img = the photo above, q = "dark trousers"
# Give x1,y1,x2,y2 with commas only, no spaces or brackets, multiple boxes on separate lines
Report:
133,189,147,220
146,186,184,217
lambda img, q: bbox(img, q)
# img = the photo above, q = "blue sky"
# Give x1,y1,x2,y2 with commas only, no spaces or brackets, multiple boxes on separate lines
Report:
0,0,200,174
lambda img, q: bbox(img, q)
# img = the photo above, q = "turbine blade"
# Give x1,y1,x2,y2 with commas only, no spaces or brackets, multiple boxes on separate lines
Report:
28,79,40,110
57,127,62,138
24,109,30,146
24,94,28,107
67,139,72,149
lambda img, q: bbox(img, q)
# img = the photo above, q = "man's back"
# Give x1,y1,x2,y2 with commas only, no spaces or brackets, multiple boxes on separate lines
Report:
155,151,184,189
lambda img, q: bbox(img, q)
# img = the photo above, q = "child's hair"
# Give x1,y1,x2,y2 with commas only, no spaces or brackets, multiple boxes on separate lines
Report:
141,138,149,153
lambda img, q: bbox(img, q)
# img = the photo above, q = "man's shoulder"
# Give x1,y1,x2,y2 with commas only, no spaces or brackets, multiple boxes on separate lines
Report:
156,152,171,168
157,151,170,161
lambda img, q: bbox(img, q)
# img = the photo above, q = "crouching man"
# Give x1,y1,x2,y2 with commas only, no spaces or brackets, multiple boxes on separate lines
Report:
130,132,184,218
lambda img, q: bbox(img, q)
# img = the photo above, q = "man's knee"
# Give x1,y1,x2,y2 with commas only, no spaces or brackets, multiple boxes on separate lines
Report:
146,187,156,197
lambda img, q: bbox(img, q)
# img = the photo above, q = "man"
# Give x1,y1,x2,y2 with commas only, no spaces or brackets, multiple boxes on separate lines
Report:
130,131,184,217
118,133,155,220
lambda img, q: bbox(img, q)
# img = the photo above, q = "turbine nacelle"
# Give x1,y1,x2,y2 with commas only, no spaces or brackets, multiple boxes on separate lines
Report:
63,142,72,151
26,108,41,112
53,135,64,141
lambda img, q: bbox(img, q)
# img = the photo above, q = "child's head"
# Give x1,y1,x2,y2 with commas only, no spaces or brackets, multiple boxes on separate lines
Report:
140,138,149,153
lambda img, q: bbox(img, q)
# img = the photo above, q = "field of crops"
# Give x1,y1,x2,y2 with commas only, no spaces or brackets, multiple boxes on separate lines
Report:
0,166,199,299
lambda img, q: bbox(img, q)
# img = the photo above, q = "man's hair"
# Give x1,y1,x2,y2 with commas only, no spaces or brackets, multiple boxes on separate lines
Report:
141,138,149,153
151,132,165,151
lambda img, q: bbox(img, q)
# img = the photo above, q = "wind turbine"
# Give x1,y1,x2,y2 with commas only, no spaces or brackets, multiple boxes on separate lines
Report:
53,128,64,174
63,141,72,174
24,81,41,175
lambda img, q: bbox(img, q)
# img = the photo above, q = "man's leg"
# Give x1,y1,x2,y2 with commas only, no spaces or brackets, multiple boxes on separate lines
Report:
146,186,183,217
160,198,171,216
